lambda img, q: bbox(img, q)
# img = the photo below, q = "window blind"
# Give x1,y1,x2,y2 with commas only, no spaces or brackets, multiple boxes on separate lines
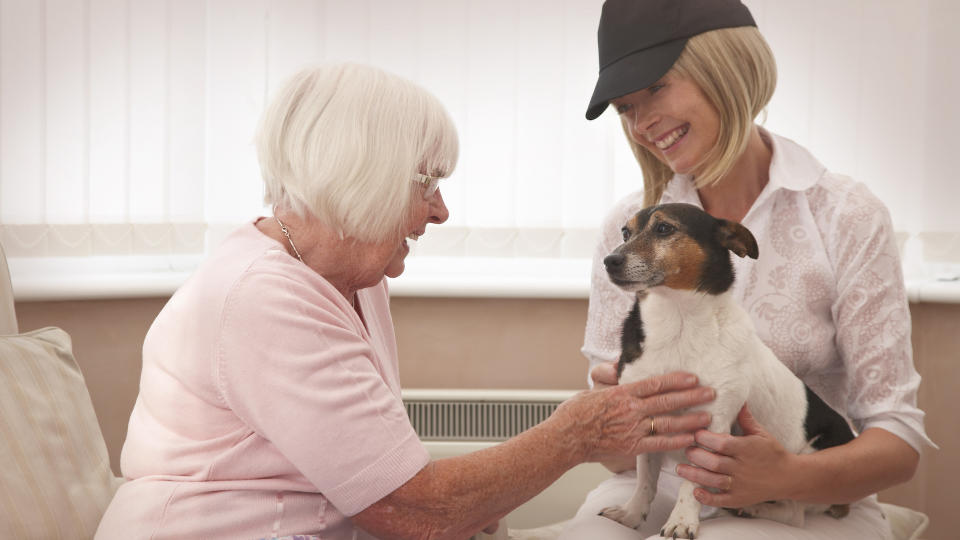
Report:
1,0,957,295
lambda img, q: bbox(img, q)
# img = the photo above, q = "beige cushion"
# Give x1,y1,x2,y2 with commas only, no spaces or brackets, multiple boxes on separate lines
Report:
880,502,930,540
0,327,123,539
503,522,568,540
502,505,932,540
502,503,930,540
0,242,17,334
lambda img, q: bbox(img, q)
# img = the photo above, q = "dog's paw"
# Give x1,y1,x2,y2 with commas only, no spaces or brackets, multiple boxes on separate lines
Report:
725,506,754,518
659,517,699,539
826,504,850,519
729,505,758,518
598,505,647,529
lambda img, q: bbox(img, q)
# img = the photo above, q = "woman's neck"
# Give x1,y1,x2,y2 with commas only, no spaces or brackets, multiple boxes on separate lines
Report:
257,212,365,301
697,125,772,223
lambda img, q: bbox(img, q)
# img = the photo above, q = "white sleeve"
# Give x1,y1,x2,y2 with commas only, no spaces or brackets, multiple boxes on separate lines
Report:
828,182,936,453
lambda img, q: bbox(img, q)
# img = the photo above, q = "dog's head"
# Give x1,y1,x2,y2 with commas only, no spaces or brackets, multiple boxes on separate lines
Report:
603,203,758,295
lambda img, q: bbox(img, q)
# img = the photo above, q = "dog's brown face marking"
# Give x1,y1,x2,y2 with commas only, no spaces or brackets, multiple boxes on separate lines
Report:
660,234,708,290
604,203,758,294
613,209,707,291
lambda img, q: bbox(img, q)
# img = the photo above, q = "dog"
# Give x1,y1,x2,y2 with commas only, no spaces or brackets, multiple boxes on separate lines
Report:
599,203,854,538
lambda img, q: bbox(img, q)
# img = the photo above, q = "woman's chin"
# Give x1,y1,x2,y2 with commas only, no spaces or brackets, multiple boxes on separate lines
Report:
384,264,405,279
384,239,410,278
664,157,693,175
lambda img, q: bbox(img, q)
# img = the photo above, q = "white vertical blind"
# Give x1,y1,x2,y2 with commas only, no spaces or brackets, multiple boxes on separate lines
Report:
167,0,205,223
1,0,45,225
920,0,960,263
88,0,128,224
205,0,266,228
0,0,957,279
128,0,167,222
46,0,86,224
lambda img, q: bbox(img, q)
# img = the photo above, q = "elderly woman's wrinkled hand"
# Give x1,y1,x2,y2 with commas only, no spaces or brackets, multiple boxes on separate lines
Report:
555,371,714,463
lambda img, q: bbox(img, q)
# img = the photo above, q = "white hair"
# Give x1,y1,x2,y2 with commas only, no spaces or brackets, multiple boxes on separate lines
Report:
256,63,459,241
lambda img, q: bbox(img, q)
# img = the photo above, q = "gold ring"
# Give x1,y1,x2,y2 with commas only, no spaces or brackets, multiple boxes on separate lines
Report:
649,416,656,436
726,475,734,491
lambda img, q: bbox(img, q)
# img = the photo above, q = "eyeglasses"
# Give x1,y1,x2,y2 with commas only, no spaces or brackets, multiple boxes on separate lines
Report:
413,173,442,199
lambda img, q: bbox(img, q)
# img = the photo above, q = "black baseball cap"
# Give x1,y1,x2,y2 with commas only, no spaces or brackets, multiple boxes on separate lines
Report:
585,0,756,120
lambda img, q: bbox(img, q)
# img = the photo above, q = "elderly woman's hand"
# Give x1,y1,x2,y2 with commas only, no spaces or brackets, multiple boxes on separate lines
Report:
554,371,714,463
353,372,712,540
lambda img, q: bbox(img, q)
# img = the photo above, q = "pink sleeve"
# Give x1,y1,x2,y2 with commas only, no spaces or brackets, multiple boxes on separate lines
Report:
215,266,429,515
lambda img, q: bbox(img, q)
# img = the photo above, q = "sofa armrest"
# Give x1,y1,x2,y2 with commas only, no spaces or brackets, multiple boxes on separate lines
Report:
0,243,18,334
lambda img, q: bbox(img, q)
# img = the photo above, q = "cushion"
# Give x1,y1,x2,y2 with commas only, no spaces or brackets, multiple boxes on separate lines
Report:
0,327,123,539
501,506,932,540
880,502,930,540
0,242,17,334
503,522,568,540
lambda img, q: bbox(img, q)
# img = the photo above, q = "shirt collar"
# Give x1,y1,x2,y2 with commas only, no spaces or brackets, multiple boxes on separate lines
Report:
763,127,827,192
661,127,827,203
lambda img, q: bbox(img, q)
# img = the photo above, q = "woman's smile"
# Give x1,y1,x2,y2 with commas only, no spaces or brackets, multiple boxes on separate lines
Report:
654,124,690,152
614,74,720,176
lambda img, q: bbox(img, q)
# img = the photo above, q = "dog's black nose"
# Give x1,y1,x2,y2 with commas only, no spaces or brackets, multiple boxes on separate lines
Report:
603,253,625,271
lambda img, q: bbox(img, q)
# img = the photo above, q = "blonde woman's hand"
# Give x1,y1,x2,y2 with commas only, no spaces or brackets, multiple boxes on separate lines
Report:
590,361,620,388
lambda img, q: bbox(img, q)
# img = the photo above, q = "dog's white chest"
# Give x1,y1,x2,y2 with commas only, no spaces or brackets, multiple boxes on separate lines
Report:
619,291,746,389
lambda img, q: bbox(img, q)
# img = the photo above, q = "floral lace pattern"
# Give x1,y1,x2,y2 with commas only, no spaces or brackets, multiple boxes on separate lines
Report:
582,132,931,451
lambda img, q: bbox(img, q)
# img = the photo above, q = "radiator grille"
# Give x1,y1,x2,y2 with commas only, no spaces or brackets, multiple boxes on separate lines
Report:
402,389,577,441
404,400,554,441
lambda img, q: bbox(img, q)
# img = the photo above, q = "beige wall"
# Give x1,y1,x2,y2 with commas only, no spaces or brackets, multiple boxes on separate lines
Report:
15,297,959,539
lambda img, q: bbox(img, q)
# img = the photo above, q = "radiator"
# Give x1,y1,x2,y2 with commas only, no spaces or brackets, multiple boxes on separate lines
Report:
401,389,611,530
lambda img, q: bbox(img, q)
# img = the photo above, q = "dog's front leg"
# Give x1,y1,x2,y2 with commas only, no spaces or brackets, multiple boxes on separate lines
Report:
660,412,735,539
599,452,662,529
660,479,700,538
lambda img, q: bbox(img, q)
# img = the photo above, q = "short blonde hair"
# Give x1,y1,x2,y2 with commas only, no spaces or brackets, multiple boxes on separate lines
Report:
624,26,777,207
256,63,459,241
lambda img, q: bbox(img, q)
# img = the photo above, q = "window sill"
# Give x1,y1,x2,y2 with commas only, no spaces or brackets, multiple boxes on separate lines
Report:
904,276,960,304
8,255,593,301
8,255,960,304
387,256,592,298
8,255,202,301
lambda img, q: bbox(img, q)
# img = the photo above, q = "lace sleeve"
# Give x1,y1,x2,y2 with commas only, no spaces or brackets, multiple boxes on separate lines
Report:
828,181,935,452
581,193,645,387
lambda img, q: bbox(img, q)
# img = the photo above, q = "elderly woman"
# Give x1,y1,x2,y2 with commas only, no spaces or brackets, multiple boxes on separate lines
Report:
559,1,935,539
95,63,716,540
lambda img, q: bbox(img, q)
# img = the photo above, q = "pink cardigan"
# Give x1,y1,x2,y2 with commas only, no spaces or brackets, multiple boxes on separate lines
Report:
96,222,429,540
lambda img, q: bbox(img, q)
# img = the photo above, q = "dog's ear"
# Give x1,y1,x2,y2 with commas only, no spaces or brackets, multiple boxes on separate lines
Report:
716,220,759,259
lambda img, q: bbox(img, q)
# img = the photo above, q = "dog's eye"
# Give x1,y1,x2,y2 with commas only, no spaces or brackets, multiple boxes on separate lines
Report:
654,222,675,236
621,227,631,241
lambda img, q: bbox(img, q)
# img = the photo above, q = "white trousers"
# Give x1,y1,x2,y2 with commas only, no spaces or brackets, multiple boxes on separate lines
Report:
556,466,894,540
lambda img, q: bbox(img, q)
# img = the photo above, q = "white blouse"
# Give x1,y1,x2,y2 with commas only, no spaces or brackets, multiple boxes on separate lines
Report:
582,129,934,453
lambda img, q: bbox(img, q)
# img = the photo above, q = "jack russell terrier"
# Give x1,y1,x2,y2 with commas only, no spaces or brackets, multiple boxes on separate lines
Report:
600,203,853,538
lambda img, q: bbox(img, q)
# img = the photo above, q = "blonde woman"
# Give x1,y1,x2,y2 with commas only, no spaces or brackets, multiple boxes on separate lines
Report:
562,0,934,539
